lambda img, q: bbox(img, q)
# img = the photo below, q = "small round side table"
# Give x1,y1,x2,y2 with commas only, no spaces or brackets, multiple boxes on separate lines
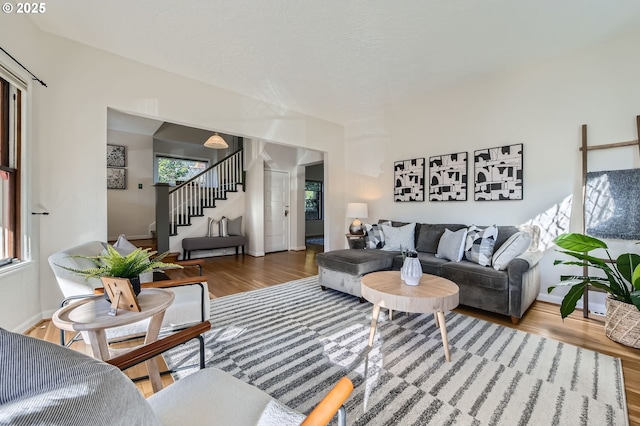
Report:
52,288,175,392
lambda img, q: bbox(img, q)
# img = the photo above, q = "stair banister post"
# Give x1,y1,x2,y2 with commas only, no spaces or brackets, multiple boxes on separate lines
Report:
155,183,171,253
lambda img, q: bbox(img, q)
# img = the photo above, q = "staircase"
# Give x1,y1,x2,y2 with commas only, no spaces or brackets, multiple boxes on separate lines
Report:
155,149,244,251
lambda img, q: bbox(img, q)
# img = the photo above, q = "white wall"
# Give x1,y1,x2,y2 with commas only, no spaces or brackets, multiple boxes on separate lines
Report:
245,139,266,257
0,16,43,332
0,17,345,330
107,130,155,240
345,29,640,314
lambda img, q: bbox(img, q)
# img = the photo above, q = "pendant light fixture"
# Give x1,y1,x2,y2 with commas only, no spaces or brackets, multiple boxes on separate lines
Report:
204,133,229,149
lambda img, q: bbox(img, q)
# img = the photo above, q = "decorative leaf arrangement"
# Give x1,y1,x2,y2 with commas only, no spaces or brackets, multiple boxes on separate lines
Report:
57,245,182,280
549,233,640,319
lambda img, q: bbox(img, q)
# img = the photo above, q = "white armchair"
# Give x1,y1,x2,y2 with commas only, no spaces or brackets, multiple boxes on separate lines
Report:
48,240,210,346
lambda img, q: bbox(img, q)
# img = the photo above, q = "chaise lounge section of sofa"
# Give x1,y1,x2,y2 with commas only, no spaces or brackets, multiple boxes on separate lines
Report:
316,221,542,324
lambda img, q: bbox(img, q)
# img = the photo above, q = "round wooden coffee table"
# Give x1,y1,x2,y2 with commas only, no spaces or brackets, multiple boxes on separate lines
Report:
361,271,459,361
52,288,174,392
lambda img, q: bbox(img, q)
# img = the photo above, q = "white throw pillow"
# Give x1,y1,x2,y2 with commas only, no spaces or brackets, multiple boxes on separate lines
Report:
380,223,416,251
435,228,468,262
207,218,219,237
518,224,540,251
219,217,229,237
492,231,532,270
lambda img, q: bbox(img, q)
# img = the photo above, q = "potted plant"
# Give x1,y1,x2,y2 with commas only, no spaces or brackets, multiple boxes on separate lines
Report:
549,233,640,347
58,245,182,296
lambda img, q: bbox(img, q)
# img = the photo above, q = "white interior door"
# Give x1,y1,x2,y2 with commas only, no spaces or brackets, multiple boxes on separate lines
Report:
264,170,290,253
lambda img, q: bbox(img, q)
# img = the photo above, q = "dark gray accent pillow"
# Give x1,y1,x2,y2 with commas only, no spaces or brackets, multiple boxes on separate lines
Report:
416,227,446,253
228,216,243,236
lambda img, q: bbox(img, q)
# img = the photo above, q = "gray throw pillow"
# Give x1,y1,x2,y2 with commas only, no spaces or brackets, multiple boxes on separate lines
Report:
228,216,243,236
380,222,416,251
464,225,498,266
435,228,468,261
113,234,137,254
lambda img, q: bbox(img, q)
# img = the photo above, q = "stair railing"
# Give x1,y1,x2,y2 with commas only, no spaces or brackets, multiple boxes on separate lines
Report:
167,148,244,235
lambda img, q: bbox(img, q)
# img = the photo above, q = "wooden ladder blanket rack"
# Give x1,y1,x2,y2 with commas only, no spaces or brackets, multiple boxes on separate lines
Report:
579,115,640,318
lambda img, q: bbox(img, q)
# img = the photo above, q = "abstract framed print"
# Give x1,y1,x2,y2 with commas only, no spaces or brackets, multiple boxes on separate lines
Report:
394,158,425,202
429,152,467,201
474,143,523,201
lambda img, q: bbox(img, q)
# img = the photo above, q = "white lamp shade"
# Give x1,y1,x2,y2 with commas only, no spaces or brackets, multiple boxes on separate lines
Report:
346,202,368,218
204,133,229,149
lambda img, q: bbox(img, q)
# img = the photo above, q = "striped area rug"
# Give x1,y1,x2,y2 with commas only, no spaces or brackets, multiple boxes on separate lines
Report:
163,276,628,425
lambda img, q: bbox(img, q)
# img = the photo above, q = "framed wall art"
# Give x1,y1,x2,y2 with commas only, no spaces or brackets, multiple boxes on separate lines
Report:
394,158,425,202
429,152,467,201
474,143,523,201
107,168,127,190
107,144,126,167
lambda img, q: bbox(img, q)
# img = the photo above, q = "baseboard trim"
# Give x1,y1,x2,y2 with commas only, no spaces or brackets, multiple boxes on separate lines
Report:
14,312,47,334
537,293,605,315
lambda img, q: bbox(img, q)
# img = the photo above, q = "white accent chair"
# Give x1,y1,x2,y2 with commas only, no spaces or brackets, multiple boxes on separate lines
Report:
48,240,210,346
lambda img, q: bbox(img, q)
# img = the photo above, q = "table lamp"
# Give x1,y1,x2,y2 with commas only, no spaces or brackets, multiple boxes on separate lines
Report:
346,202,368,235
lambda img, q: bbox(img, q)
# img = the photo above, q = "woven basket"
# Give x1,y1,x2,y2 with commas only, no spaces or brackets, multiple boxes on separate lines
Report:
605,296,640,348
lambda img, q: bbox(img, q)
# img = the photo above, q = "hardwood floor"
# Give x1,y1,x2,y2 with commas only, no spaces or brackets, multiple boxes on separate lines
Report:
27,246,640,425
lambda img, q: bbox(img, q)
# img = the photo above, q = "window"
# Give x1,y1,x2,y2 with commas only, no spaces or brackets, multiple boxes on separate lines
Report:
305,180,323,220
0,75,23,262
155,156,208,185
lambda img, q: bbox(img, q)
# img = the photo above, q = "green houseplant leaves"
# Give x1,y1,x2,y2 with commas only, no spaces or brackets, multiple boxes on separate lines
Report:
58,245,182,280
549,233,640,319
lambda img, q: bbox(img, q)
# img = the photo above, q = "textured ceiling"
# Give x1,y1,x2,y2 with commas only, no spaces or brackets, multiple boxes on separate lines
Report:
30,0,640,125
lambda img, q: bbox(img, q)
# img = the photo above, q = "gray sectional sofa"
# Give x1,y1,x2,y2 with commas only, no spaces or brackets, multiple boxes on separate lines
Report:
316,221,543,324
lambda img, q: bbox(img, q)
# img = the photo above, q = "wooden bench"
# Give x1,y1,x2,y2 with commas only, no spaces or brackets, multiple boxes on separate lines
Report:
182,236,247,260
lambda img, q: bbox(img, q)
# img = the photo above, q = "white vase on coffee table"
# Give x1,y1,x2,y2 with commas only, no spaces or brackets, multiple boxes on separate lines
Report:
401,252,422,286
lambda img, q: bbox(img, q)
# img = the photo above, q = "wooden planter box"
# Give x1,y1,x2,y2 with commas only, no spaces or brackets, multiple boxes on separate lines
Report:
605,296,640,348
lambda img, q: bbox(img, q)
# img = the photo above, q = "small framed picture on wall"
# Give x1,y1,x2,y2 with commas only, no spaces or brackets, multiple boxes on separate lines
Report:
107,168,127,190
107,144,126,168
